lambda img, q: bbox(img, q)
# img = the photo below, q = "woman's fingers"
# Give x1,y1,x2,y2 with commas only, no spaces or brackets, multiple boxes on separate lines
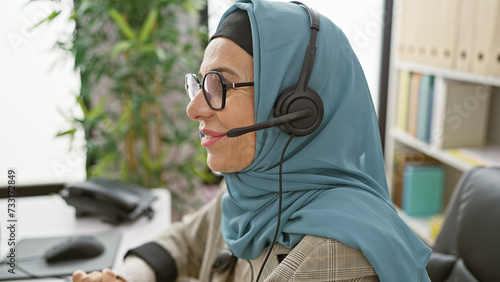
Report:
102,268,118,281
72,269,116,282
72,270,87,282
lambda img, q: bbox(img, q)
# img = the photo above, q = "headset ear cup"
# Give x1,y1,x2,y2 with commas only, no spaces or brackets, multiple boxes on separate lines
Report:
274,86,324,136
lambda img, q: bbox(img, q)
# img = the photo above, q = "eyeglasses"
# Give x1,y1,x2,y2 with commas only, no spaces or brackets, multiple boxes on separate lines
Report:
185,71,254,110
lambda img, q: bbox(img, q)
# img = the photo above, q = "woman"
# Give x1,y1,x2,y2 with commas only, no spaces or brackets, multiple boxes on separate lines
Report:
74,1,431,281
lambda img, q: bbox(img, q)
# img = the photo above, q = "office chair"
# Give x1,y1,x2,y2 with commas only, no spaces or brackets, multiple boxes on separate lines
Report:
426,167,500,282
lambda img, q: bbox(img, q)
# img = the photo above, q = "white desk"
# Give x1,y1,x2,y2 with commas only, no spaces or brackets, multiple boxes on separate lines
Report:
0,189,171,281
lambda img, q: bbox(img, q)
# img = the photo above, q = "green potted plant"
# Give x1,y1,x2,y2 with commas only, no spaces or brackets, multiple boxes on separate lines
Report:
38,0,215,217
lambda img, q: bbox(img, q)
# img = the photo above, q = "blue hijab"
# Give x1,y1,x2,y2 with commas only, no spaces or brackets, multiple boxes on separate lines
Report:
218,1,431,281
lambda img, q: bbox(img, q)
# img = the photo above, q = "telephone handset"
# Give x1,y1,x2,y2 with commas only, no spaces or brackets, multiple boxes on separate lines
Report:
60,178,158,225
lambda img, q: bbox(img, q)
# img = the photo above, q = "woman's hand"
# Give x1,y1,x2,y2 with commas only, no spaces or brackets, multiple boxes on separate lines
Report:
72,268,125,282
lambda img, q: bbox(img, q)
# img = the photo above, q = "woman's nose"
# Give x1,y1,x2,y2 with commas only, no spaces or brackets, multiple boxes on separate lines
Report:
186,89,214,121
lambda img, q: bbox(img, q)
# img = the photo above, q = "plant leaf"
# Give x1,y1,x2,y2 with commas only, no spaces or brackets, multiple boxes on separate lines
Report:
32,10,61,29
88,97,107,121
111,40,132,58
141,146,153,171
56,128,77,137
76,96,89,118
155,46,167,61
109,8,136,40
139,8,158,43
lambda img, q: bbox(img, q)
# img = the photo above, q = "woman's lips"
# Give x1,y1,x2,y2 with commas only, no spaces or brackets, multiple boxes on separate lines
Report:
200,129,226,147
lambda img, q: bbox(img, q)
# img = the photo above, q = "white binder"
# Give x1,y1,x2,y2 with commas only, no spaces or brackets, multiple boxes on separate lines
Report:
455,0,479,72
471,0,500,75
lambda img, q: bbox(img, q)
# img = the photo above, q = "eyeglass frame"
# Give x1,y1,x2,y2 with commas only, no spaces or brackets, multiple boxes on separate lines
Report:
185,71,254,110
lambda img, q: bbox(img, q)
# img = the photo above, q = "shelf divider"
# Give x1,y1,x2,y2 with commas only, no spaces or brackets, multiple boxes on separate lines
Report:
397,61,500,87
392,128,474,172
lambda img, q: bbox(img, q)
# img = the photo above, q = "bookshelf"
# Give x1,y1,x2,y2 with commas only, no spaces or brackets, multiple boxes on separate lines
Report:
392,129,474,172
385,0,500,246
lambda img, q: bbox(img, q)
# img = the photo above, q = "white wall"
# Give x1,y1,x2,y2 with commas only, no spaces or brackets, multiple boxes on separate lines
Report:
208,0,385,113
0,0,85,186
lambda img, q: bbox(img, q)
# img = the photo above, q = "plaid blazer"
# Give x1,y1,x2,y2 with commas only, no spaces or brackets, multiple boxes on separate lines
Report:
117,182,379,282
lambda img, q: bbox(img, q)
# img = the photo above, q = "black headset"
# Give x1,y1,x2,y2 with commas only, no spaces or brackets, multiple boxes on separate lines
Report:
274,1,323,136
225,1,323,138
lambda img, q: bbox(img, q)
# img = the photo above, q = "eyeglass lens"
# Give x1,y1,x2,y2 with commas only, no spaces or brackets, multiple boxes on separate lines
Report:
186,73,224,110
186,75,199,101
203,73,223,109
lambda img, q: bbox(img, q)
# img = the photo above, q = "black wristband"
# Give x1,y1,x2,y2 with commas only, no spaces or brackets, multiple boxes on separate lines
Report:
125,242,177,282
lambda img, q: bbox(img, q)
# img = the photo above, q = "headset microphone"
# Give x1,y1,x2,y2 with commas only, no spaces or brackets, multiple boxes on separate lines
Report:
225,108,313,137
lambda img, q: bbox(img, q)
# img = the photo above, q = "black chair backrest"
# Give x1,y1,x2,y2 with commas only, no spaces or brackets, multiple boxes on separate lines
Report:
426,167,500,282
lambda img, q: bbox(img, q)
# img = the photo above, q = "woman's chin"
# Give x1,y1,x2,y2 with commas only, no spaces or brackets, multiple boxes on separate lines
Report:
206,155,252,174
207,161,235,174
